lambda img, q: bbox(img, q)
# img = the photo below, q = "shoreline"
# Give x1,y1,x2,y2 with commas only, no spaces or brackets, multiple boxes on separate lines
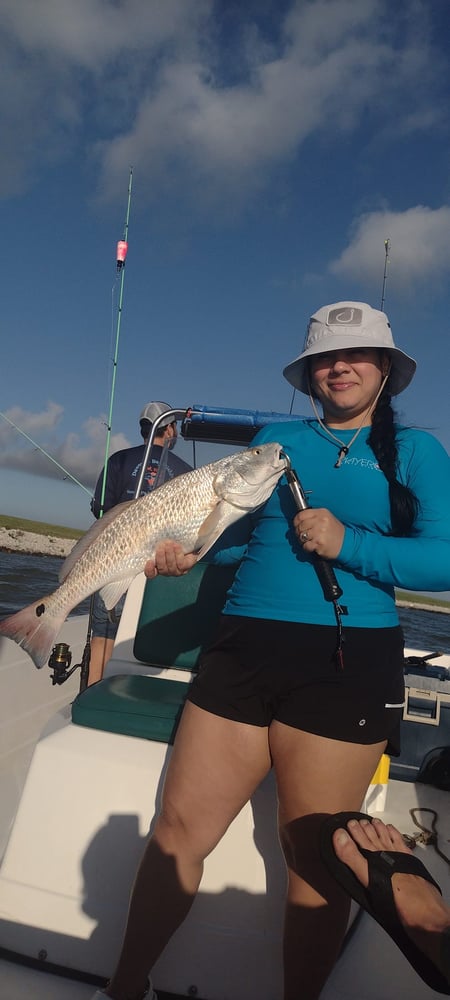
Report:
0,527,77,558
396,599,450,615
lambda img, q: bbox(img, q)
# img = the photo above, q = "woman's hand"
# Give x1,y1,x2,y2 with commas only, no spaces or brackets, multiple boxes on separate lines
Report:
293,509,345,560
144,540,198,579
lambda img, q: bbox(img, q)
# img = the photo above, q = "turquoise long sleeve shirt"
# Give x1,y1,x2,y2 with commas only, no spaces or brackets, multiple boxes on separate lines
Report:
209,420,450,629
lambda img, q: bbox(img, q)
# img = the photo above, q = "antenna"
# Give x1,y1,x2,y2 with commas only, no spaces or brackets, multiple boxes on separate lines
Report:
380,238,390,311
98,168,133,517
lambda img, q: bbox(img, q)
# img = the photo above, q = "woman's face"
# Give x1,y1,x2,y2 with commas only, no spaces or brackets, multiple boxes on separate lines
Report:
309,347,388,426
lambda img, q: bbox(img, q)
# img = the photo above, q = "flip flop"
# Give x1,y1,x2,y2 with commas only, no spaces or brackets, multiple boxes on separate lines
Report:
320,811,450,995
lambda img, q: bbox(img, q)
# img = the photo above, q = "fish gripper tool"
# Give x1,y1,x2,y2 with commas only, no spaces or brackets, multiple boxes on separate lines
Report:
282,451,348,668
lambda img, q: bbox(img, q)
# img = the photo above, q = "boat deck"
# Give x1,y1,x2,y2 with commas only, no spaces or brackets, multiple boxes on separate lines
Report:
1,753,448,999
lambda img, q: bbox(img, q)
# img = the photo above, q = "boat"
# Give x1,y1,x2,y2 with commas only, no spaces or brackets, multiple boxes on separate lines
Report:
1,404,449,1000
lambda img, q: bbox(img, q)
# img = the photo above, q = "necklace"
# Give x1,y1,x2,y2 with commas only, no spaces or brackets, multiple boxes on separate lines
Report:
308,373,388,468
309,400,367,467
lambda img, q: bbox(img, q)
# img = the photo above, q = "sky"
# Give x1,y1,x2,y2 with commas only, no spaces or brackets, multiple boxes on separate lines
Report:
0,0,449,531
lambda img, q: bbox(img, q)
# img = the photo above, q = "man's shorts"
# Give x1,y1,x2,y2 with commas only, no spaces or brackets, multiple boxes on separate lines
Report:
187,615,405,755
91,593,126,640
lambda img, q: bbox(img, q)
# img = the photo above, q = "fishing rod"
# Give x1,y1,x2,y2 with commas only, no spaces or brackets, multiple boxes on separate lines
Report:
1,406,91,688
49,169,134,692
0,410,91,496
380,238,391,311
98,167,133,517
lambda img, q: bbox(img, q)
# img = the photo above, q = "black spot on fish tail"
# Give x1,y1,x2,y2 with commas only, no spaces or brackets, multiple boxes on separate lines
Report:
36,604,45,617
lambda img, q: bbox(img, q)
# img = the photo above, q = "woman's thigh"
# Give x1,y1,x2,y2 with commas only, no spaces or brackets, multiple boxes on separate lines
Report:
270,722,386,822
158,701,272,858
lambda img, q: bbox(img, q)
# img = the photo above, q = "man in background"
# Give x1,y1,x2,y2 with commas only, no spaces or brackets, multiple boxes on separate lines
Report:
89,401,192,683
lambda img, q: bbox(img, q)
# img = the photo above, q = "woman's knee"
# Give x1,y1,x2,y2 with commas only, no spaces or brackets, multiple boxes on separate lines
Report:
279,811,326,864
154,803,191,845
152,805,212,863
279,812,342,901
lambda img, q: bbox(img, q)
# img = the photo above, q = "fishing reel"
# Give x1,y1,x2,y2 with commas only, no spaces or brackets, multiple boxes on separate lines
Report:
48,638,92,691
48,643,76,685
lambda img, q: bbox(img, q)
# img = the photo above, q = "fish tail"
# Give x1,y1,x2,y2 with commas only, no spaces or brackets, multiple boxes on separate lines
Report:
0,595,67,669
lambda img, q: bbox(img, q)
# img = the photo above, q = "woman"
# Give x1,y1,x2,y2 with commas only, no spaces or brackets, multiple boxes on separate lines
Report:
92,301,450,1000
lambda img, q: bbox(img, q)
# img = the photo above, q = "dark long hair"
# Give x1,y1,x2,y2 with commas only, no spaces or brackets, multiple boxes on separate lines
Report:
368,387,419,535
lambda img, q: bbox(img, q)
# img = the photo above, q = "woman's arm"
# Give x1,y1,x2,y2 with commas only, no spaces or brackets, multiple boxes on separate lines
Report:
337,434,450,591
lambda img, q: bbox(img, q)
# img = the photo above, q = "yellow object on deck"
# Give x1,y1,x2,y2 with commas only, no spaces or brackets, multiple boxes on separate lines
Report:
363,753,390,813
370,753,390,785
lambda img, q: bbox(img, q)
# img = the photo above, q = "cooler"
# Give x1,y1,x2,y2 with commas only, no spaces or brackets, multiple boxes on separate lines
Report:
390,655,450,783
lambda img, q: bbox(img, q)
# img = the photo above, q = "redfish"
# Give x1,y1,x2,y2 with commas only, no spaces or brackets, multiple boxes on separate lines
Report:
0,443,286,669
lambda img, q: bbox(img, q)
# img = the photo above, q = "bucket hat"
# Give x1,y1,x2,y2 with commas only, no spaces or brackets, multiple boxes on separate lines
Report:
283,302,416,396
139,401,173,427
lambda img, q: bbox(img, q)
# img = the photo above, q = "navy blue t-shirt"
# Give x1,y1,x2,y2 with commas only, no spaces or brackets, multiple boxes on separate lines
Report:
91,444,192,518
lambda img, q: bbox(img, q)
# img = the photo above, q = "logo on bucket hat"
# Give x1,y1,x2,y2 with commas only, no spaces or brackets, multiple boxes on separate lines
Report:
283,301,416,396
327,306,363,326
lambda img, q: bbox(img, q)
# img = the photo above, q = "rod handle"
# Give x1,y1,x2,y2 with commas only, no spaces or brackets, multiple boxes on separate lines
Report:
285,467,343,602
311,554,343,602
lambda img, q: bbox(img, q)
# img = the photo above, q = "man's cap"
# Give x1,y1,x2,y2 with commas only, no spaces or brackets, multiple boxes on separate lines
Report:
283,301,416,396
139,401,173,427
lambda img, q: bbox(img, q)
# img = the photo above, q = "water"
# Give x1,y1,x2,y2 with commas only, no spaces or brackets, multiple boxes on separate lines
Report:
0,550,449,655
0,551,91,618
398,604,450,655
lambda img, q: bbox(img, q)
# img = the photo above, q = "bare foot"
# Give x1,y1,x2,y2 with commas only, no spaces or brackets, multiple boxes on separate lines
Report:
332,817,450,978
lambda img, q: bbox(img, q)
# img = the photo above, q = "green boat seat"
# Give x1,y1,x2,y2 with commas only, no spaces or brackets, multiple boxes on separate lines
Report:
72,562,237,744
72,673,190,744
133,561,237,669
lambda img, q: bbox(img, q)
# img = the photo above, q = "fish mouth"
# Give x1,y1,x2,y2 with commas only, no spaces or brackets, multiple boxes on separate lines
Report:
267,447,289,473
260,444,289,471
270,447,289,478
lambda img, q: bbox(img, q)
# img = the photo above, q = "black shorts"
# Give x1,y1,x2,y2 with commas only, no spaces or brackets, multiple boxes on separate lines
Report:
187,615,405,756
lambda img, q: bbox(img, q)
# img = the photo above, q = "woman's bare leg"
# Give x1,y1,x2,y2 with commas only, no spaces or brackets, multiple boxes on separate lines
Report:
269,723,386,1000
106,702,272,1000
88,636,114,684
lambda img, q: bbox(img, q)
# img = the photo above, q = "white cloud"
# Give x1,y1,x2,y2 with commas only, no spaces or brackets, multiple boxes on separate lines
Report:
96,0,435,203
0,0,445,203
0,402,64,438
0,0,206,67
329,205,450,287
0,405,130,489
0,0,207,196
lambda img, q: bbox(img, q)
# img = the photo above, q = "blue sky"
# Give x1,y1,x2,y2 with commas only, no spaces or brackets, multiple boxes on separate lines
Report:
1,0,449,530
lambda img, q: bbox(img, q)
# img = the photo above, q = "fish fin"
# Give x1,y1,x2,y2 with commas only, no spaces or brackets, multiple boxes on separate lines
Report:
194,502,238,560
100,577,134,611
60,501,136,582
0,597,66,669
